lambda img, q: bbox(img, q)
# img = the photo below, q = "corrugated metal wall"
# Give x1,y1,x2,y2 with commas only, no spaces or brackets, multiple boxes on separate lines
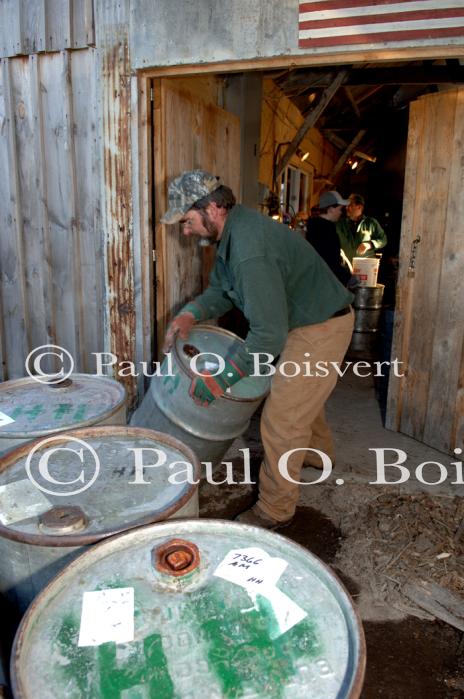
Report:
0,0,105,382
0,44,102,380
0,0,94,58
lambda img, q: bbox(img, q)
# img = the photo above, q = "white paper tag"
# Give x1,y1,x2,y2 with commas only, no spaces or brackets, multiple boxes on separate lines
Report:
214,547,307,638
0,479,52,526
214,546,288,589
0,411,15,428
78,588,134,647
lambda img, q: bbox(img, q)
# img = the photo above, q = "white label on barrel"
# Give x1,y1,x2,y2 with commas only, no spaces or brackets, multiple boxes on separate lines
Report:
214,547,287,588
78,587,134,647
0,410,14,427
0,478,51,525
214,547,307,638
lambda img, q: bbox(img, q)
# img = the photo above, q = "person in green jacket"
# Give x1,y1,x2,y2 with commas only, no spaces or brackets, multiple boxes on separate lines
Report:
336,193,387,263
162,170,354,529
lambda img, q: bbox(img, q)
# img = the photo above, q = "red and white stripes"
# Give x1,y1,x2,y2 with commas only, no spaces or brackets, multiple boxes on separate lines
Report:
298,0,464,48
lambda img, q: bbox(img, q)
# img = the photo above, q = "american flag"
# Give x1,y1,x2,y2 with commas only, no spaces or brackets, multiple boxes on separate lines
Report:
298,0,464,49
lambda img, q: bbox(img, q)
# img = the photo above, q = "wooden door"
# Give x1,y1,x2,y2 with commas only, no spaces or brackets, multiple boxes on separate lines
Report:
386,88,464,455
153,77,240,349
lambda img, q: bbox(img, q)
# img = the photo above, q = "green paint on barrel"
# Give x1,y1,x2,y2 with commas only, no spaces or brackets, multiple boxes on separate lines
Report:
54,613,174,698
55,615,96,697
162,371,180,395
72,404,87,421
53,404,72,420
182,581,322,699
97,634,174,698
41,577,321,698
10,406,23,420
23,405,45,421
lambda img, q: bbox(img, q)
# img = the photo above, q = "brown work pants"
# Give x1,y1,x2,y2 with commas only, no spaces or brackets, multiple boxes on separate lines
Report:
258,310,354,521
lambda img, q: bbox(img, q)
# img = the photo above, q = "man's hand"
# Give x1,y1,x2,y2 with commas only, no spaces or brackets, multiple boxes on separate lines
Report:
162,312,196,353
189,350,247,408
356,242,372,255
189,370,229,407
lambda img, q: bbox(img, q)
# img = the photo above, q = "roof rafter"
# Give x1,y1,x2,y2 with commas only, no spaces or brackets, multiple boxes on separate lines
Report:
274,70,348,184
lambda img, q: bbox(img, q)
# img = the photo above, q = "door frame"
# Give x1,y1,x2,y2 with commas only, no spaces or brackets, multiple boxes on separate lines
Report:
136,44,463,396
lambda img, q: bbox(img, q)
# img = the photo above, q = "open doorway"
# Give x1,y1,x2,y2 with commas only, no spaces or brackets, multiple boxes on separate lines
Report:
148,60,464,455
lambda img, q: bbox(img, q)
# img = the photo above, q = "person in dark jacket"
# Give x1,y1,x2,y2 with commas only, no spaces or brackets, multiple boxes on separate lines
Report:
305,190,352,286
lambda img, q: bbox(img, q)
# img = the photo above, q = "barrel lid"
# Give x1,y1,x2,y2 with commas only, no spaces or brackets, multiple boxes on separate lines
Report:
0,427,199,546
11,520,365,699
175,325,271,401
0,374,126,439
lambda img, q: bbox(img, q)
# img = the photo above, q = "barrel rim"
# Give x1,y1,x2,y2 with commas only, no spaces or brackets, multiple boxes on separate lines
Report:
174,324,270,403
0,426,200,547
0,373,126,439
10,518,366,699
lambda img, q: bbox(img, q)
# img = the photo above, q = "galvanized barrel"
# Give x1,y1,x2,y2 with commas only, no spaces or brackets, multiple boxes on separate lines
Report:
131,325,271,466
0,616,8,699
0,374,126,456
0,426,200,618
348,284,385,357
11,519,365,699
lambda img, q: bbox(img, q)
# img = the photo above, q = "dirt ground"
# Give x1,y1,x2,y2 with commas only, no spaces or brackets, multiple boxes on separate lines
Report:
200,424,464,699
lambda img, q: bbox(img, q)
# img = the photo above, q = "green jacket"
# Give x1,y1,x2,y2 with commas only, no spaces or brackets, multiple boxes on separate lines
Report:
187,205,353,371
337,214,387,263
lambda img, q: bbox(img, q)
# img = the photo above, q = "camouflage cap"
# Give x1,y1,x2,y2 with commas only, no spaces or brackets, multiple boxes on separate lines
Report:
161,170,223,224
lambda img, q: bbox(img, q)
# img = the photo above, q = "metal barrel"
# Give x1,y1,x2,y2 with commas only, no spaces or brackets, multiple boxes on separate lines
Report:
0,426,200,619
0,611,8,699
11,519,366,699
0,594,14,698
131,324,271,466
0,374,127,456
348,284,385,357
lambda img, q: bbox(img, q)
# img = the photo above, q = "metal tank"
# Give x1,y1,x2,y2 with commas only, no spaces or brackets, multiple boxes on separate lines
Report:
348,284,385,358
0,426,199,618
0,374,126,456
11,519,366,699
131,325,271,466
0,621,8,699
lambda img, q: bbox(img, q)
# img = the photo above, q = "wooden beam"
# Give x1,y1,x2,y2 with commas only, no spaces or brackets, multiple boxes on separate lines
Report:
322,130,348,151
275,70,348,182
357,85,383,104
403,579,464,632
140,47,464,80
328,129,366,181
344,85,361,118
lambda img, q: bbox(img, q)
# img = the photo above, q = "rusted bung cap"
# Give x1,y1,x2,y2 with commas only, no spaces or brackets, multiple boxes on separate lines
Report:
153,538,200,577
38,506,89,535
